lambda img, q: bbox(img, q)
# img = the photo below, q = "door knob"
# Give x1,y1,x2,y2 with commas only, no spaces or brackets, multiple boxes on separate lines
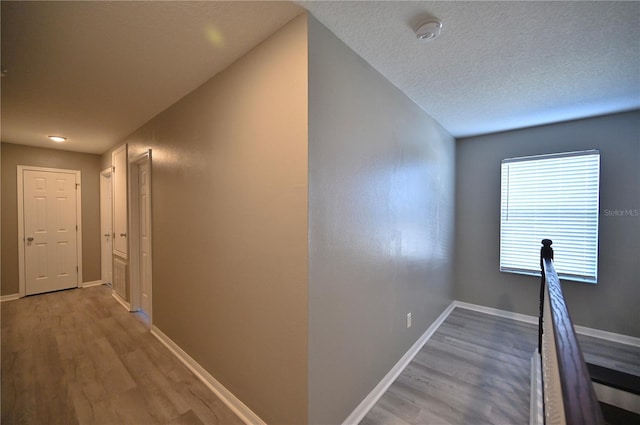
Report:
27,236,34,242
104,233,111,238
120,233,127,237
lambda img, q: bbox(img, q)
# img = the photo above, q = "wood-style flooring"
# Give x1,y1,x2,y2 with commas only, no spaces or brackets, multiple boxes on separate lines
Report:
360,307,640,425
1,285,243,425
4,287,638,425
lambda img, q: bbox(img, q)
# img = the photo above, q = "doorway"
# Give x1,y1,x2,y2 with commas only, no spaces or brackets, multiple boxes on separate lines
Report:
130,151,152,322
17,166,82,296
100,169,113,286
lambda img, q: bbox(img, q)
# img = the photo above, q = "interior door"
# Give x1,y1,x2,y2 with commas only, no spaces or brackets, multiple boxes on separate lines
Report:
112,144,128,258
139,160,152,317
100,171,113,285
23,169,78,295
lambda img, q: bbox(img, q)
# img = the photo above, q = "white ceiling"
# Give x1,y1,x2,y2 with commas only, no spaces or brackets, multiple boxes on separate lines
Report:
0,1,303,154
2,1,639,154
302,1,640,138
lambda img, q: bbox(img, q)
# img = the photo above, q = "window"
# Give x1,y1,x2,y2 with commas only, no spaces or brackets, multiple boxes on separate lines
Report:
500,150,600,283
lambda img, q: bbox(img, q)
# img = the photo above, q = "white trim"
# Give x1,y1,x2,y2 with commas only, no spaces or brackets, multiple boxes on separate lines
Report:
128,150,152,323
453,301,640,348
17,165,83,297
131,151,151,164
112,144,128,260
530,350,544,425
593,381,640,415
100,168,113,288
452,300,538,325
0,294,21,302
574,324,640,348
82,280,103,288
17,168,25,296
150,325,266,425
112,290,131,311
343,302,457,425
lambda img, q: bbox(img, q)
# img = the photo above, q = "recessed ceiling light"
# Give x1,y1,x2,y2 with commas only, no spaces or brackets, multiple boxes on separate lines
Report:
49,136,67,143
416,20,443,42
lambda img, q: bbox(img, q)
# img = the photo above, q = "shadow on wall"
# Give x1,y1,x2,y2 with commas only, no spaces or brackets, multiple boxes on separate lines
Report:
497,293,515,313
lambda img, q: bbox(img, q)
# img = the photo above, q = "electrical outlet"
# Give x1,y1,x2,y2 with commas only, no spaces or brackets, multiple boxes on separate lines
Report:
407,313,412,328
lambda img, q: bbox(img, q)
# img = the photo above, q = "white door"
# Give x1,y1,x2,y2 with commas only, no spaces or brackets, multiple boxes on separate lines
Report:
100,170,113,285
138,160,152,317
23,169,78,295
112,144,128,258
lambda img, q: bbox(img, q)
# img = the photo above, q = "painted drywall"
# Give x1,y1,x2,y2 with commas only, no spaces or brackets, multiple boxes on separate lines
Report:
102,15,309,424
454,110,640,337
307,16,456,424
1,142,102,295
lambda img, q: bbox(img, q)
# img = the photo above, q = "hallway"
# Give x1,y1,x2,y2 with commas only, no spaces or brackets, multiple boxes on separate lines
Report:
1,285,242,425
3,284,639,424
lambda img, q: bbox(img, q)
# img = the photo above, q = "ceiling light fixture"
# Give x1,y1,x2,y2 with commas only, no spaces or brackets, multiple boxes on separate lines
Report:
415,20,443,42
49,136,67,143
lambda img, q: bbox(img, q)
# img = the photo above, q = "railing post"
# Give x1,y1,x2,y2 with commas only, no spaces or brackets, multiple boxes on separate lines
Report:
538,239,553,354
541,238,554,264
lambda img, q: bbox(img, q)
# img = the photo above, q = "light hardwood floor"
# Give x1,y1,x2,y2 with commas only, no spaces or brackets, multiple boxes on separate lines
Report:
360,307,640,425
1,285,243,425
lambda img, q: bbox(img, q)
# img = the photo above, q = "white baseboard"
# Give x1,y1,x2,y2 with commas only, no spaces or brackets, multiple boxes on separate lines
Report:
452,300,538,325
112,291,131,311
574,324,640,348
150,326,265,425
453,301,640,348
0,293,20,302
82,280,103,288
343,302,457,425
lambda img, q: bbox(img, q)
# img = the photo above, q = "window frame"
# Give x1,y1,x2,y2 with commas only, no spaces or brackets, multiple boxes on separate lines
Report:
499,150,600,284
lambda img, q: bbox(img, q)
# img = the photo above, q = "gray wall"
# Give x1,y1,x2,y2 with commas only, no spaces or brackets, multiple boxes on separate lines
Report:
102,15,309,424
1,142,102,295
307,16,456,424
454,110,640,337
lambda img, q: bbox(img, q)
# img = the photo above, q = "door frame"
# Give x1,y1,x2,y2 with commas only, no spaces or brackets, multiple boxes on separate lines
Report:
112,144,128,259
129,150,152,322
100,168,113,286
17,165,83,298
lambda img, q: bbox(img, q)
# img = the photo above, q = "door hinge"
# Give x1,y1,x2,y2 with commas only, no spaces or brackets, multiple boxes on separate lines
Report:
76,225,78,231
112,166,116,172
76,183,80,190
76,266,79,273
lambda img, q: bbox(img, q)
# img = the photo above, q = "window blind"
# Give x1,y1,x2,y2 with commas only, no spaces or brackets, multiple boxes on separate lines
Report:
500,150,600,283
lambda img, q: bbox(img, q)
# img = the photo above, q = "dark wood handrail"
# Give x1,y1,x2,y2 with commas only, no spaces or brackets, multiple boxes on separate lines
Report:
539,240,604,425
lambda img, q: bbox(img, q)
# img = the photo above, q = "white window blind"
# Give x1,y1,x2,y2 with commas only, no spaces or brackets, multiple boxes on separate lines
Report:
500,150,600,283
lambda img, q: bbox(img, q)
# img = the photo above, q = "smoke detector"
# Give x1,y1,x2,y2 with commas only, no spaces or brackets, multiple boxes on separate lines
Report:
415,20,443,42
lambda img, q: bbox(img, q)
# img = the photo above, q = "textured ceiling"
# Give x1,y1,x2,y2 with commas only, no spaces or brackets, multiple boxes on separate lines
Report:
1,1,639,154
0,1,303,153
302,1,640,138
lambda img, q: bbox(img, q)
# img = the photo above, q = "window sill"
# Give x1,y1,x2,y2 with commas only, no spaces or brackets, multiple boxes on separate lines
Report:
499,268,597,284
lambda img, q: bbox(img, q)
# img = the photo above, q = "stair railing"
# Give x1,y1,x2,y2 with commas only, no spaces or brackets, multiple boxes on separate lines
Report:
535,239,604,425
